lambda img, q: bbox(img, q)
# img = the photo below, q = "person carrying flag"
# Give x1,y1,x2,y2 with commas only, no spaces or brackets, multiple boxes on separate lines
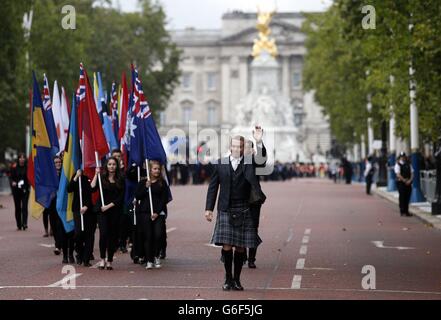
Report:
91,157,125,270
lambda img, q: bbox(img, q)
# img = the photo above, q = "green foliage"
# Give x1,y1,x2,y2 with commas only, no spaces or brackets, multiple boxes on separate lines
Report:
303,0,441,150
0,0,181,160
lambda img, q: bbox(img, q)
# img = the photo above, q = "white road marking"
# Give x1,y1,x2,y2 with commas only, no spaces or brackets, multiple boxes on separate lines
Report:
204,243,222,248
1,285,440,296
286,228,294,243
296,258,305,270
302,236,309,244
166,227,177,233
47,273,83,287
303,267,335,271
299,245,308,255
372,241,415,250
39,243,55,248
304,229,311,235
291,275,302,289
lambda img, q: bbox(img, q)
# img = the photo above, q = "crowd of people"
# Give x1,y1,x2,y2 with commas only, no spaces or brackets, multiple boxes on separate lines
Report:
7,149,170,271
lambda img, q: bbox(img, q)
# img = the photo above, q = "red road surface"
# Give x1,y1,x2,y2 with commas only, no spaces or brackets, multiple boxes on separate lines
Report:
0,179,440,300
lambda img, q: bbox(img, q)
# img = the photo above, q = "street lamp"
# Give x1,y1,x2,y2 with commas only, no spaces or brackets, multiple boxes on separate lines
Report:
387,75,397,191
408,17,425,203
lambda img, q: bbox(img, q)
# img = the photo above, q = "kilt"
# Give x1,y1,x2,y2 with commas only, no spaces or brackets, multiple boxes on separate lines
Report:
210,209,262,248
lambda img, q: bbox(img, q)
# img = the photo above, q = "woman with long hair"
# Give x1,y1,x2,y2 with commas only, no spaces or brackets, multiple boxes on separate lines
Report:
135,160,168,269
91,157,125,270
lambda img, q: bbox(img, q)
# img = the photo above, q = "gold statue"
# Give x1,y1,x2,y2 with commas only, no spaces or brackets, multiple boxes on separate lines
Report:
252,8,278,58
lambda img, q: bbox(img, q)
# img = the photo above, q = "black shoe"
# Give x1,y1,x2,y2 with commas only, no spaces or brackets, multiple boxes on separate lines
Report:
69,256,75,264
159,249,166,259
133,256,139,264
405,213,413,217
231,280,244,291
83,262,92,267
77,258,83,265
90,254,95,261
62,257,68,264
23,225,28,230
248,261,256,269
222,280,233,291
120,247,128,254
54,248,61,256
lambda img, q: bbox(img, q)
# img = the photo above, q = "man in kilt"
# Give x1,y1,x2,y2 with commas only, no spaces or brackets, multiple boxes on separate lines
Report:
205,135,266,291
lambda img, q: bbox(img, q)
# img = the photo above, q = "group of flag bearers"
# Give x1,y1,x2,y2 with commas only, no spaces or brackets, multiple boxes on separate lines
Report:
28,62,172,270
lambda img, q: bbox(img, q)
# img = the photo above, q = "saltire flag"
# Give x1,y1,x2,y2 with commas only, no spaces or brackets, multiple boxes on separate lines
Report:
131,65,172,202
97,72,119,152
28,72,59,219
42,74,60,156
60,87,71,144
77,63,109,179
118,72,129,167
110,81,119,146
56,94,80,233
52,80,67,153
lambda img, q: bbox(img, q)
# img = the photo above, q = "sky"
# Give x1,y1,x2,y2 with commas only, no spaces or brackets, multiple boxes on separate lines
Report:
112,0,332,29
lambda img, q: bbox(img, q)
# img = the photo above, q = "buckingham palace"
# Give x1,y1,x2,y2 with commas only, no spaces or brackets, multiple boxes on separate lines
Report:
158,11,331,162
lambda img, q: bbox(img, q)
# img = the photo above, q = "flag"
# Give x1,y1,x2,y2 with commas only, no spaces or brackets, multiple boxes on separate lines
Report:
52,81,67,153
97,72,118,151
131,65,172,202
119,72,129,167
110,81,119,145
29,72,59,218
77,63,109,178
56,95,80,233
60,86,70,148
42,74,60,156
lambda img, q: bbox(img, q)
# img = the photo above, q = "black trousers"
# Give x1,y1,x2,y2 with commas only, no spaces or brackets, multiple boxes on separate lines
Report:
397,182,412,214
74,211,96,264
43,210,49,232
48,208,63,249
118,213,130,249
365,174,373,195
247,204,261,262
12,190,29,229
98,210,120,262
137,214,165,263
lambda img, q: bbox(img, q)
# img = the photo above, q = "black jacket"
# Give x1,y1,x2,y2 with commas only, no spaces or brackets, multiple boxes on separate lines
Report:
205,157,265,212
135,179,168,215
67,174,93,213
9,164,29,193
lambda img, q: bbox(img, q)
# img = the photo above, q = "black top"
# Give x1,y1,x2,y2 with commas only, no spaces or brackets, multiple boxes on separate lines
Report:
135,179,168,215
67,175,93,213
398,162,412,180
9,164,29,192
229,162,251,208
205,157,265,212
93,174,125,211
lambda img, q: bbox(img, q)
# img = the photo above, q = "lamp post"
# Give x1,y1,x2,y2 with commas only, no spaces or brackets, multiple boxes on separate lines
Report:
376,120,388,187
387,75,397,191
408,18,425,203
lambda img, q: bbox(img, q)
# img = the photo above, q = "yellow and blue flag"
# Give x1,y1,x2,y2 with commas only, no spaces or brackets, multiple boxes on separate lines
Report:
56,94,80,233
29,72,59,218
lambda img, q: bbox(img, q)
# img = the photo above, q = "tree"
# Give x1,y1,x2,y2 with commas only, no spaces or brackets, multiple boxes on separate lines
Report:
0,0,32,161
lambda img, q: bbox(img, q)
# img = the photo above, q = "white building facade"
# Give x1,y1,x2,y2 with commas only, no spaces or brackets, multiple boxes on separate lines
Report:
159,11,331,162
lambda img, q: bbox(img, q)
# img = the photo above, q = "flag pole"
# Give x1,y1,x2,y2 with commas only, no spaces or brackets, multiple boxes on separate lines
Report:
133,166,140,226
79,175,84,231
145,159,154,217
95,151,105,206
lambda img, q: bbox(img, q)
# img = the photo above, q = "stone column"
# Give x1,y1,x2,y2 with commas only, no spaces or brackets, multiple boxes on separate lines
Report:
221,56,230,125
282,55,290,97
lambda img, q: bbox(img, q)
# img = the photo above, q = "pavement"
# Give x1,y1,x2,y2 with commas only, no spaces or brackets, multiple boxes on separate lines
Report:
1,178,441,300
373,186,441,230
